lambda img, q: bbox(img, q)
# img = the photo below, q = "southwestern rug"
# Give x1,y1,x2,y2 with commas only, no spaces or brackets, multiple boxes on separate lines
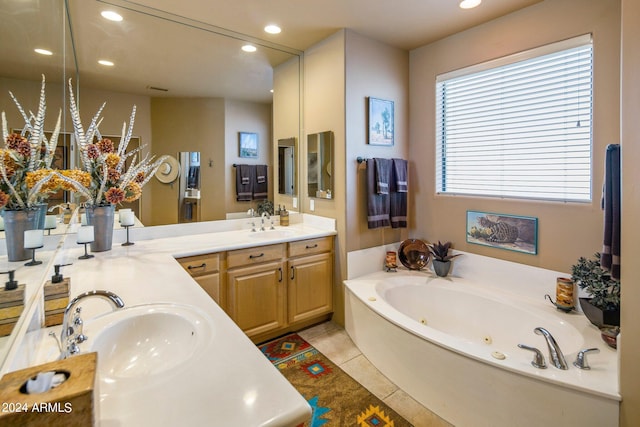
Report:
258,333,413,427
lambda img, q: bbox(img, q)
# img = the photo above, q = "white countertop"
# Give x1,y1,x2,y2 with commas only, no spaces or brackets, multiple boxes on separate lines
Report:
5,214,336,427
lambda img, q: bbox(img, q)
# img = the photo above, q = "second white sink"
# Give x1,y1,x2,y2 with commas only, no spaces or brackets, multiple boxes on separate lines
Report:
248,229,295,239
86,303,214,380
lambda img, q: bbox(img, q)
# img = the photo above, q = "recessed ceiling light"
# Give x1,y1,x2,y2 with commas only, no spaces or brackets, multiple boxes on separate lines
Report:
34,48,53,56
264,25,281,34
459,0,481,9
241,45,257,53
98,60,114,67
101,10,123,22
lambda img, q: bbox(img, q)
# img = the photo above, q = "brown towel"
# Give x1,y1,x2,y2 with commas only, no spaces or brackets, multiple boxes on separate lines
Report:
236,164,254,201
367,159,390,228
253,164,268,200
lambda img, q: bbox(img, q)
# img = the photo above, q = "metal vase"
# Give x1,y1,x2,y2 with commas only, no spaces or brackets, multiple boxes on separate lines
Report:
3,209,39,261
34,202,48,229
86,204,115,252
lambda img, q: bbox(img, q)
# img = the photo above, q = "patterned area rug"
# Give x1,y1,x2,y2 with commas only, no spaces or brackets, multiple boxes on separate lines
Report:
259,333,413,427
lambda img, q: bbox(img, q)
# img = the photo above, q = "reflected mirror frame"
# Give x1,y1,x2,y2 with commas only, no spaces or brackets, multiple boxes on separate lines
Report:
307,131,334,199
277,137,297,196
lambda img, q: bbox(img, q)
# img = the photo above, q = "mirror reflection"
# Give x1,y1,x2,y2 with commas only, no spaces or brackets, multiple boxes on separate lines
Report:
277,138,296,196
307,131,334,199
179,152,201,223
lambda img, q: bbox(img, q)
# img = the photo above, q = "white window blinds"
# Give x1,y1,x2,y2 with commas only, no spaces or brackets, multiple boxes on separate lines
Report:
435,35,593,202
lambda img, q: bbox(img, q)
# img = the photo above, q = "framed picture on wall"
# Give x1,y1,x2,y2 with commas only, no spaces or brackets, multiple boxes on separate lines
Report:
466,210,538,255
239,132,258,158
368,97,394,146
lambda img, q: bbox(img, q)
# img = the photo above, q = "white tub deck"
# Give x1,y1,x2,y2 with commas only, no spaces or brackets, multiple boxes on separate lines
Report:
344,268,620,427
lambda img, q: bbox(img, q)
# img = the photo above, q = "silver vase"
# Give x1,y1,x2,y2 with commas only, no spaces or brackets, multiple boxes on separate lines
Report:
85,204,115,252
3,209,39,261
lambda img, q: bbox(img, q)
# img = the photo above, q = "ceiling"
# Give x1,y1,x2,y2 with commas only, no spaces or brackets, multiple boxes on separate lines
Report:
1,0,543,102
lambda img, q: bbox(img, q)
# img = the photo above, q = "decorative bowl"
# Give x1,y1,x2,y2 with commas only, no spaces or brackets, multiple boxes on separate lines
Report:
398,239,430,270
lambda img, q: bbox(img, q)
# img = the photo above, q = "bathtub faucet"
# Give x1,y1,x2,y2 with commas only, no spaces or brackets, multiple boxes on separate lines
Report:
534,327,568,370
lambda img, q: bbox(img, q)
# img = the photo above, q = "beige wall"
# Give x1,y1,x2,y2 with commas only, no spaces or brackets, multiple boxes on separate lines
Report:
302,29,409,325
273,56,301,211
149,98,226,224
409,0,620,273
345,30,410,253
620,0,639,424
303,31,346,323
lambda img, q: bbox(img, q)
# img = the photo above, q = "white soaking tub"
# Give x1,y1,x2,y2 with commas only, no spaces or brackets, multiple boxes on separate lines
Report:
344,270,620,427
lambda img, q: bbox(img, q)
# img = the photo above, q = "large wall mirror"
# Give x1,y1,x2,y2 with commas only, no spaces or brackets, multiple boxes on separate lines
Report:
0,0,303,368
0,0,77,367
2,0,303,228
307,131,334,199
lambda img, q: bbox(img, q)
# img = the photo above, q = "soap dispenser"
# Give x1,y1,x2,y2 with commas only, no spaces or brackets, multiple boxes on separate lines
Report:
280,205,289,226
43,264,71,327
0,270,24,337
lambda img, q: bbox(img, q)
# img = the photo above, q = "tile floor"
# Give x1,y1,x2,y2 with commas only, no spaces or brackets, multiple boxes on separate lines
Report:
297,321,453,427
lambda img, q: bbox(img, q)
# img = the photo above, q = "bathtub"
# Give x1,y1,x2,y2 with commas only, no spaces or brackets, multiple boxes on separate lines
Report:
344,270,620,427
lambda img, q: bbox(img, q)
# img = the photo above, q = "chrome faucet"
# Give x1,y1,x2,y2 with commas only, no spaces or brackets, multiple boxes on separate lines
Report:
260,212,270,231
58,290,125,359
534,327,568,370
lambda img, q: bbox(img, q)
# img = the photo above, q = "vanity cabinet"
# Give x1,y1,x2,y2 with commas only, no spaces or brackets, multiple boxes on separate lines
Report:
176,235,333,343
287,238,333,324
177,252,222,307
226,244,286,338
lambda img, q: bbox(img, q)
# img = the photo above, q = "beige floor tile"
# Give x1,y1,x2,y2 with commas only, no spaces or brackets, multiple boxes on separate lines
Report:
304,327,361,365
339,354,398,400
297,320,341,341
384,389,453,427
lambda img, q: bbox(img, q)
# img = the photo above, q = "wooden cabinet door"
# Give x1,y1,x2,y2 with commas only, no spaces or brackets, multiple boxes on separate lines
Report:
227,261,285,338
288,252,333,324
196,273,221,306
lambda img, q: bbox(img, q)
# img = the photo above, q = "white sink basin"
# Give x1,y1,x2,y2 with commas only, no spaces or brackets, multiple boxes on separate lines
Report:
86,303,214,380
248,229,295,239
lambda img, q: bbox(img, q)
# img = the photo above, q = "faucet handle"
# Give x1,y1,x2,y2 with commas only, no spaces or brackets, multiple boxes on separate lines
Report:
573,348,600,370
518,344,547,369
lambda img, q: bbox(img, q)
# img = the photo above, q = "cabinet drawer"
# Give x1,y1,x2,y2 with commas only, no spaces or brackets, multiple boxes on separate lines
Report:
177,253,220,277
288,236,333,257
227,244,285,269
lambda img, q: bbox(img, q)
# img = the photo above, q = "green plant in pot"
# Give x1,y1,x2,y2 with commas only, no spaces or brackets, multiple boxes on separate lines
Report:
428,241,461,277
570,253,620,328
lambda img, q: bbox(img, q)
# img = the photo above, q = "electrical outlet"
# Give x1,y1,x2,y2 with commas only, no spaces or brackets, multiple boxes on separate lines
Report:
292,197,297,209
309,199,315,211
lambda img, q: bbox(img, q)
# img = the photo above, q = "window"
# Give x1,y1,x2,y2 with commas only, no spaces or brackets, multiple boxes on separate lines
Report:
435,35,593,202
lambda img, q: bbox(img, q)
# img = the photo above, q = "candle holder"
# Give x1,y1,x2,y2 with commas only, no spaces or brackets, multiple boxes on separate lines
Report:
121,225,134,246
77,226,95,260
24,229,44,267
78,242,94,260
24,245,43,266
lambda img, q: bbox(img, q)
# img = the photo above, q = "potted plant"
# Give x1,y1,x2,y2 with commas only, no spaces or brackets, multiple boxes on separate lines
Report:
428,241,461,277
570,253,620,327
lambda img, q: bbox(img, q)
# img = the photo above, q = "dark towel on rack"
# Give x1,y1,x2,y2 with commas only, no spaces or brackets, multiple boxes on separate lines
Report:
367,159,390,229
374,158,392,195
253,164,268,200
392,158,408,193
236,164,254,201
390,158,408,228
601,144,621,279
